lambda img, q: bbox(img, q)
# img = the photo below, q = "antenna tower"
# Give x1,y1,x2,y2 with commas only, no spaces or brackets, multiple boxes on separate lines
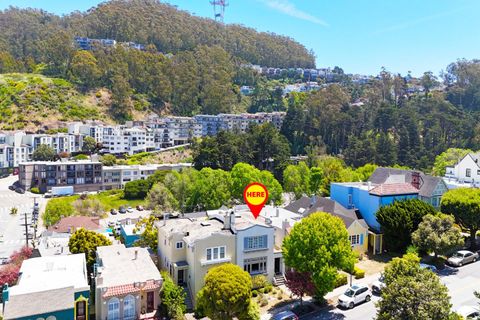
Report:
211,0,228,23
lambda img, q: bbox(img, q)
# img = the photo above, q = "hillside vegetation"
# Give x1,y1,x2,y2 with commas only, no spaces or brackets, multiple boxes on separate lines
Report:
0,73,112,130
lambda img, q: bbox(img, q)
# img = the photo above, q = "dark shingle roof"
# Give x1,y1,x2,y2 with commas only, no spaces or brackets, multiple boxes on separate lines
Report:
368,167,443,197
285,196,368,229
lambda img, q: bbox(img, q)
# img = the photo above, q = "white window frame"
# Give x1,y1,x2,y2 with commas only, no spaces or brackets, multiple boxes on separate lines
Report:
107,297,120,320
176,241,184,249
349,235,360,246
206,246,226,261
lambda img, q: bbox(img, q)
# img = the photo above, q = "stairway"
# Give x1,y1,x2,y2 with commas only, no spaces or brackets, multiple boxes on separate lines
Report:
273,273,286,286
182,285,194,311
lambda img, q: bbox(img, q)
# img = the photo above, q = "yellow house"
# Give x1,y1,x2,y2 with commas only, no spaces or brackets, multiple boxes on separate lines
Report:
284,196,369,255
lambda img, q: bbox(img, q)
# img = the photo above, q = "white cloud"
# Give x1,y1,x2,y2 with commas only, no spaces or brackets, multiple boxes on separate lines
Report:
259,0,329,27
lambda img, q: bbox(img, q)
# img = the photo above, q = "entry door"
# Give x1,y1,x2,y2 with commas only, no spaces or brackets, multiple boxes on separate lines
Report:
274,258,281,274
178,269,185,285
147,291,154,312
76,300,86,320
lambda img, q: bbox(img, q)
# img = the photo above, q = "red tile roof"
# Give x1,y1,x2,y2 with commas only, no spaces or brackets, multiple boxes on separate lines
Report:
102,280,161,298
369,183,419,196
47,216,100,233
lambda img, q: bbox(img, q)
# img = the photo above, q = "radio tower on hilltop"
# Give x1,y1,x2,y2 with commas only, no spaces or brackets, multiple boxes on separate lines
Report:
211,0,228,23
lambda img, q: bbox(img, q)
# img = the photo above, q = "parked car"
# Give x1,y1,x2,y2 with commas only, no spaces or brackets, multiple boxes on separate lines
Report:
136,205,144,211
119,206,127,214
371,274,386,294
271,311,298,320
338,284,372,309
456,306,480,319
127,206,134,213
420,263,437,273
0,257,9,265
110,209,118,215
107,221,116,228
447,250,478,267
15,188,25,194
8,185,15,191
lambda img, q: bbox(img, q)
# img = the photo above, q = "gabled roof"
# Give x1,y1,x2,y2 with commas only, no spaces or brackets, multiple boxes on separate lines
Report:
368,183,419,196
368,167,443,197
285,196,368,229
47,216,101,233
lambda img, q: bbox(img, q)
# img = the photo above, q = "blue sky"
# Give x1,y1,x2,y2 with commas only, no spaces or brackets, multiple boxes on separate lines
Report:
1,0,479,76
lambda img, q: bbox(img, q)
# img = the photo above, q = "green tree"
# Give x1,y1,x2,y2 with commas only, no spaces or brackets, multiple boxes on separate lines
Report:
377,253,455,320
283,162,310,199
70,50,100,89
124,179,151,200
68,228,111,269
82,136,98,154
32,144,56,161
441,188,480,250
100,154,117,166
146,183,178,213
43,198,75,226
376,199,436,252
420,71,440,97
432,148,472,176
192,168,232,210
135,216,159,251
412,214,464,258
160,271,186,320
196,263,257,320
282,212,356,299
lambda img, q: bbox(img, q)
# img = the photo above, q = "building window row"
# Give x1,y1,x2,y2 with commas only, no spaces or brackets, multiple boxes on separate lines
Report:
244,235,268,251
206,246,225,261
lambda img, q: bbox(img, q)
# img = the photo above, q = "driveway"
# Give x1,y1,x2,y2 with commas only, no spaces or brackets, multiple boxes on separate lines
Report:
0,175,47,258
301,261,480,320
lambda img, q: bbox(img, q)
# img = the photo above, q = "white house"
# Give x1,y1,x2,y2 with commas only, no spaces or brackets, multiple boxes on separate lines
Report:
444,153,480,188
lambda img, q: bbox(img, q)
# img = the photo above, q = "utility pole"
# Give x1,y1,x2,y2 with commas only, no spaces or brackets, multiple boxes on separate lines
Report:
24,211,29,247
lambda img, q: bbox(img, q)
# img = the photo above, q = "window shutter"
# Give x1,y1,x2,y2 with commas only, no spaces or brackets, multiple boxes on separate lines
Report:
244,237,249,249
263,235,268,248
360,234,364,245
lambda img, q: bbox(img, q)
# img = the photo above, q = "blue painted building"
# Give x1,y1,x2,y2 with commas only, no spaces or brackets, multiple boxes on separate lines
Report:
120,223,141,247
2,254,90,320
330,180,420,254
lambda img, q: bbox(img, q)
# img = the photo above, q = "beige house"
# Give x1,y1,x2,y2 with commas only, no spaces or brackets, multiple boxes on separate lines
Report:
156,214,236,306
94,244,162,320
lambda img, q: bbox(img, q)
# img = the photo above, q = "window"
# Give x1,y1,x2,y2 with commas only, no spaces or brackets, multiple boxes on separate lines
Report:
123,295,135,320
244,256,267,275
176,241,184,249
349,235,360,246
466,168,472,177
244,235,268,251
206,246,226,261
107,298,120,320
477,170,480,176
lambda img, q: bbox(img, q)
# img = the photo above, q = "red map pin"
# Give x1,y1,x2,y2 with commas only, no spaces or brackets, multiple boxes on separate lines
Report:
243,182,269,219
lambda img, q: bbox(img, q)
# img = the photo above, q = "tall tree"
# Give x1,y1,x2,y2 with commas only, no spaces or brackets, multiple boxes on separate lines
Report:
376,199,437,252
68,228,112,269
282,212,356,299
441,188,480,250
32,144,56,161
412,214,464,258
284,269,316,306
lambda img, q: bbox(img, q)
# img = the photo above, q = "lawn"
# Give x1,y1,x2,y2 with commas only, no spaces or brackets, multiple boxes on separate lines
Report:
92,190,146,211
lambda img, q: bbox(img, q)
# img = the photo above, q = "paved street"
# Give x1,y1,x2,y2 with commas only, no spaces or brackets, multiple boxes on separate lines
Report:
0,175,46,259
302,262,480,320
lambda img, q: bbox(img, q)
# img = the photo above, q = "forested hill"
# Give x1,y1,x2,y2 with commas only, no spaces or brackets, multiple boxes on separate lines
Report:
0,0,315,69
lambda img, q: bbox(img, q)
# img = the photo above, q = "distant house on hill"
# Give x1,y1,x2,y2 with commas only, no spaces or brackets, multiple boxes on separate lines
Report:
444,152,480,188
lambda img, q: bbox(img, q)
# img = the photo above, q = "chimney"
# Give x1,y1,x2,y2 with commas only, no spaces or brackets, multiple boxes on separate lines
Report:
411,172,421,189
229,210,236,232
276,207,280,217
163,213,169,226
223,211,231,230
310,195,317,208
134,249,138,260
367,181,372,190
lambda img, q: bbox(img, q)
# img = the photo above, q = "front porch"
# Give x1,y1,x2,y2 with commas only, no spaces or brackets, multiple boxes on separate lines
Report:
368,230,383,255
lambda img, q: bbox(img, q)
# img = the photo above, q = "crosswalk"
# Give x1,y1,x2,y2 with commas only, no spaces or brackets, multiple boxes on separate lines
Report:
0,193,28,199
0,239,25,245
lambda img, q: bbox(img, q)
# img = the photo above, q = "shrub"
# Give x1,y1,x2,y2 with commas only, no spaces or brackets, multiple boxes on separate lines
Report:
259,296,268,307
252,290,258,297
354,267,365,279
30,187,40,194
124,179,152,200
251,275,269,290
258,288,265,294
277,292,283,300
334,273,348,288
74,154,89,160
264,283,273,293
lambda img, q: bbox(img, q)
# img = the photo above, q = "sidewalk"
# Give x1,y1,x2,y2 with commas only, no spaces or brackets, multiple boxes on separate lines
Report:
262,272,381,320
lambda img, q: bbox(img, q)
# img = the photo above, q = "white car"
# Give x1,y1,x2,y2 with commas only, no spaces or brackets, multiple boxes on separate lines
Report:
338,284,372,309
371,275,386,294
127,206,134,213
456,306,480,319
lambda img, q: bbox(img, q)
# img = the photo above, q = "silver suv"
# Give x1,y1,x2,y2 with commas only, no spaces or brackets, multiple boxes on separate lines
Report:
338,284,372,309
447,250,478,267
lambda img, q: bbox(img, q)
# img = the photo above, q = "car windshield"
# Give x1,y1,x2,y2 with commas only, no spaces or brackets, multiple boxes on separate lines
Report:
452,253,464,258
344,289,355,297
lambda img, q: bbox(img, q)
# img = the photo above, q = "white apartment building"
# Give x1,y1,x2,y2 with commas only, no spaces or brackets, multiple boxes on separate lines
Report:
23,133,83,155
444,153,480,188
150,116,201,148
0,131,33,168
102,126,156,155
